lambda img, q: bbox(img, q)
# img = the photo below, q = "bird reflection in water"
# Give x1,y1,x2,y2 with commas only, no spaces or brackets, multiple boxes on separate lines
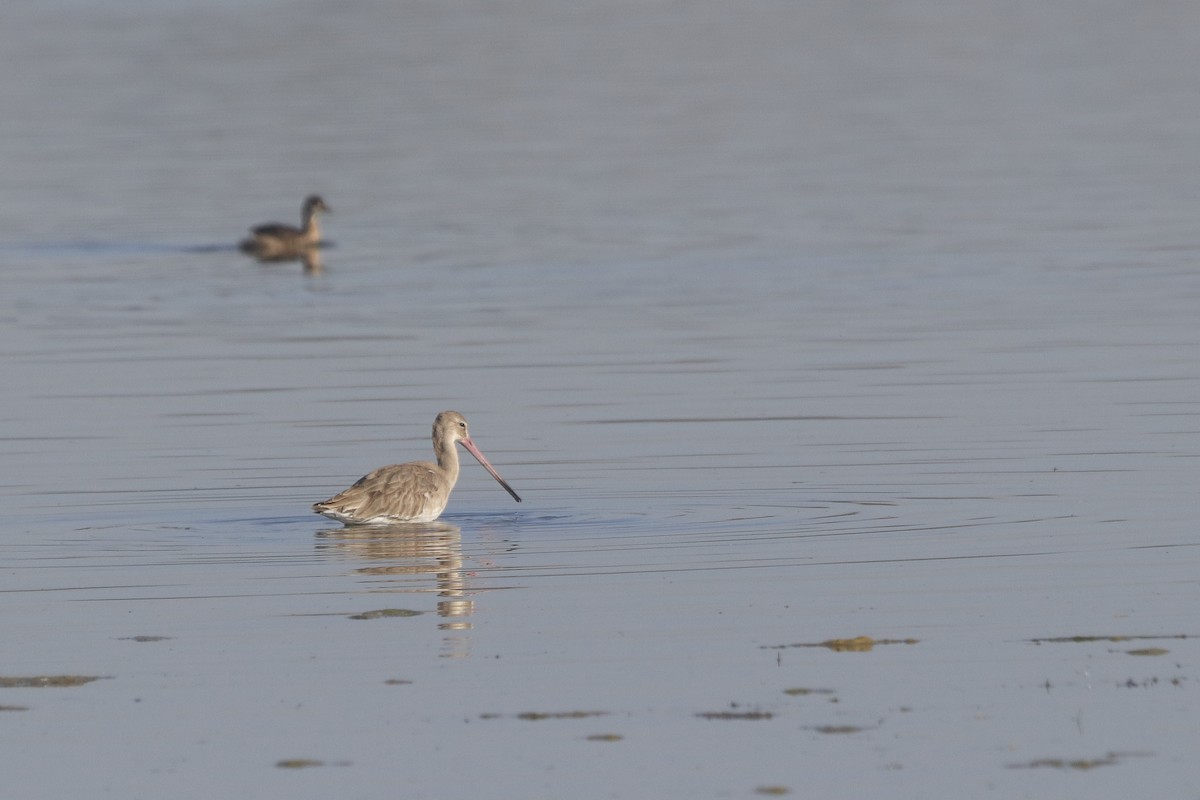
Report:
244,247,323,275
316,522,477,657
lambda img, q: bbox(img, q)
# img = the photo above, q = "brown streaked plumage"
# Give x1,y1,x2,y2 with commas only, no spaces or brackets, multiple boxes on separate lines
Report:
240,195,329,259
313,411,522,525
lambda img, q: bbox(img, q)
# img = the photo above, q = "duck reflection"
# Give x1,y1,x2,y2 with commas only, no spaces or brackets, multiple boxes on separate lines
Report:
316,522,475,656
244,247,324,275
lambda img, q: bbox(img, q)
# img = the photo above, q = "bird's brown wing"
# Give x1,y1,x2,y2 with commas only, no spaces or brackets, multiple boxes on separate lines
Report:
249,222,300,237
313,462,449,523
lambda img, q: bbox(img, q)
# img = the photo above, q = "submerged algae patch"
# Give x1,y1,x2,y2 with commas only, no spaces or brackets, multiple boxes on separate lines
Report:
348,608,425,620
481,710,609,721
0,675,107,688
696,710,774,720
764,636,919,652
810,724,869,734
1029,634,1194,644
515,710,608,721
1007,751,1150,770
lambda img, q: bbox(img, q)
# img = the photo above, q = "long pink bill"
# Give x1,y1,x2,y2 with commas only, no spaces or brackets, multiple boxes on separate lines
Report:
461,438,522,503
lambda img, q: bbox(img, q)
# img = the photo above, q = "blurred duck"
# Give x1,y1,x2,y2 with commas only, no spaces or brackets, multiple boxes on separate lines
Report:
240,195,329,259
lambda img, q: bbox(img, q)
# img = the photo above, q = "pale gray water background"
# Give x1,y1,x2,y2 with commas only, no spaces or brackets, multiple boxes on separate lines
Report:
2,0,1200,797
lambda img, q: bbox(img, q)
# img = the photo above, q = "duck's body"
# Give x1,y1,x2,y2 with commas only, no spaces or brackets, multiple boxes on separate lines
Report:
240,195,329,259
313,411,521,525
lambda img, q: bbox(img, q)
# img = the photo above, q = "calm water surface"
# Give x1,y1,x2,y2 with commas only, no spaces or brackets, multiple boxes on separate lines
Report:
2,1,1200,797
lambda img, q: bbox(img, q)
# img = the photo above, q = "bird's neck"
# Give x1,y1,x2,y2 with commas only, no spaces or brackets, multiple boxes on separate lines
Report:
301,211,321,242
434,437,461,483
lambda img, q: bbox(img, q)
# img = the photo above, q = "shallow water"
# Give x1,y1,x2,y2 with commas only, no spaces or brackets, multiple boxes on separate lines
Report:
3,1,1200,797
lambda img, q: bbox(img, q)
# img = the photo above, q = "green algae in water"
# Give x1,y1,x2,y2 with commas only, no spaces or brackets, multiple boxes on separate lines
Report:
348,608,425,620
481,710,609,721
811,724,866,734
1029,634,1193,644
276,759,325,769
586,733,624,742
1126,648,1169,656
755,787,791,796
516,711,607,721
1007,751,1150,770
0,675,106,688
783,687,836,697
763,636,919,652
696,711,774,720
